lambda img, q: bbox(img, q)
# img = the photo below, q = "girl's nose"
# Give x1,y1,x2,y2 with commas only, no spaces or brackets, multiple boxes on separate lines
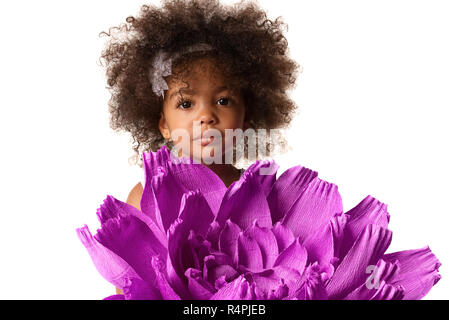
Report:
200,115,216,125
198,105,217,125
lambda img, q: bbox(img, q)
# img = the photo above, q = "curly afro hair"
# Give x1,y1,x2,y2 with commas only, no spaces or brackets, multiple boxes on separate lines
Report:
99,0,301,167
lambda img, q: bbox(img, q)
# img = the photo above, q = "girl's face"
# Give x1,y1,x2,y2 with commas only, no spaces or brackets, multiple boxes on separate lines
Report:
158,57,248,164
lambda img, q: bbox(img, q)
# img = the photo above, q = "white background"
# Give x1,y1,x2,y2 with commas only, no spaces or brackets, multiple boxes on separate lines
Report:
0,0,447,299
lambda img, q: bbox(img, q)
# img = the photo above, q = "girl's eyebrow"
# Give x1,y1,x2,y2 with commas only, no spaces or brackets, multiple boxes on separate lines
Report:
168,86,232,100
169,88,196,100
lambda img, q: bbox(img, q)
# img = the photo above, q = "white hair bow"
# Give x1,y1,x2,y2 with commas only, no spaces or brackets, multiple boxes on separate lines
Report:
149,43,214,99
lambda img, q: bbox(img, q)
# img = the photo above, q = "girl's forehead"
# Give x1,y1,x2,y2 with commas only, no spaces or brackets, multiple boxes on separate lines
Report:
168,60,231,89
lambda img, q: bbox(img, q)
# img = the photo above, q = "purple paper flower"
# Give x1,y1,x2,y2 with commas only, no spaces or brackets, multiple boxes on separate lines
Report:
77,146,441,300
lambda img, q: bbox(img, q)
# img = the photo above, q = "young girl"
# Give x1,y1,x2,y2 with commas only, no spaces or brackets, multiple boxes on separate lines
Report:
99,0,300,295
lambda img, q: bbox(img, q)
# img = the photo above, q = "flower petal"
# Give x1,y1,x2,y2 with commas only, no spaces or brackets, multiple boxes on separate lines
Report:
342,259,401,300
166,219,213,298
247,269,287,299
140,175,161,227
345,280,404,300
330,213,348,260
326,224,392,299
338,196,390,260
237,231,264,272
205,220,221,250
289,263,329,300
184,268,216,300
152,167,188,232
96,195,167,247
143,146,227,216
210,275,258,300
281,178,343,242
178,190,214,237
245,159,280,197
273,238,307,275
272,265,303,294
203,254,239,289
302,222,333,266
370,282,404,300
151,256,181,300
244,222,279,269
382,246,442,300
103,294,125,300
216,169,272,230
122,277,162,300
76,224,141,289
267,165,318,223
94,215,166,286
218,220,241,266
165,220,189,298
272,222,295,253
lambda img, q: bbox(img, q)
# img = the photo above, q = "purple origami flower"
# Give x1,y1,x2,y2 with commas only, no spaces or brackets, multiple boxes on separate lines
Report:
77,146,441,300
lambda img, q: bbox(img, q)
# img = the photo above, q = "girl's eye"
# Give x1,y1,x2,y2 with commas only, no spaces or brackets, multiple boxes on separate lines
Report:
217,97,230,106
176,99,192,110
176,97,232,109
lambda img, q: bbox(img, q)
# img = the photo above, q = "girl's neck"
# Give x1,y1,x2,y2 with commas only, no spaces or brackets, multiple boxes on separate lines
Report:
203,162,241,188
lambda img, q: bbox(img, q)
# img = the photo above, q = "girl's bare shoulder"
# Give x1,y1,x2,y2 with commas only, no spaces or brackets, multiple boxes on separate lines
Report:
126,182,144,210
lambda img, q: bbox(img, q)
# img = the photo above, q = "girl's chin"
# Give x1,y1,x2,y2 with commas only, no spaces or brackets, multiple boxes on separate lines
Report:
173,141,234,164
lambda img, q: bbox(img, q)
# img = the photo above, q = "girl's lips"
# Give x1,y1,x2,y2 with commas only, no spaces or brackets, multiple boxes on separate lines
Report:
198,136,214,146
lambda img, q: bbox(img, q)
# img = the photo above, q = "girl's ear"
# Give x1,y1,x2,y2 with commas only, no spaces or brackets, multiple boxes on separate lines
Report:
158,111,170,139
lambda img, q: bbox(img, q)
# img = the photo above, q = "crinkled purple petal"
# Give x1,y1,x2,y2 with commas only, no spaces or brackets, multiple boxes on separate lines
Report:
281,178,342,242
245,159,280,197
167,218,212,298
371,282,405,300
330,213,348,261
152,167,188,232
140,175,160,227
339,195,390,260
216,169,272,230
218,220,241,266
267,165,318,223
151,256,181,300
165,248,188,299
345,280,404,300
343,259,401,300
382,246,441,300
289,263,329,300
122,277,162,300
246,269,287,299
302,222,333,266
210,275,258,300
185,268,216,299
272,222,295,253
205,220,221,250
76,224,141,289
94,215,166,286
268,282,289,300
178,190,214,237
96,195,167,248
237,231,264,272
272,265,303,294
103,294,125,300
273,238,307,275
143,146,227,216
203,253,239,289
326,224,392,299
244,222,278,269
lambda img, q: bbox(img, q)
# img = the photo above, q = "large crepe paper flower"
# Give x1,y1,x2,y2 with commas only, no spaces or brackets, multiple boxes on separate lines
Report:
77,146,441,300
